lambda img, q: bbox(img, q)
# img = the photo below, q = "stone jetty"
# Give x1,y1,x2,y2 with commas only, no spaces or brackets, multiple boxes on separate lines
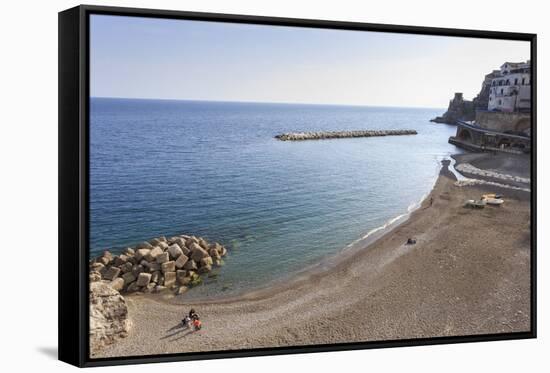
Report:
89,234,228,296
274,129,417,141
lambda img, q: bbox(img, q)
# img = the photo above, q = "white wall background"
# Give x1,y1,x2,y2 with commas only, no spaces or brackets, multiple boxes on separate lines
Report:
0,0,547,371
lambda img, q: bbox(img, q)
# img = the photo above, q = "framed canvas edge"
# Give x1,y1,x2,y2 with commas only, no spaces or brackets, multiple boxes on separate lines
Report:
58,4,538,368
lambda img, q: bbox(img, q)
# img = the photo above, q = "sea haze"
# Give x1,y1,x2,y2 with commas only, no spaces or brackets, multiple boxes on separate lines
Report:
90,98,460,298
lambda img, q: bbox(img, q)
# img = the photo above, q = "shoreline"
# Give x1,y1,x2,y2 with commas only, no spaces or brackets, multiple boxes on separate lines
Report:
96,153,531,358
165,158,446,304
171,165,440,305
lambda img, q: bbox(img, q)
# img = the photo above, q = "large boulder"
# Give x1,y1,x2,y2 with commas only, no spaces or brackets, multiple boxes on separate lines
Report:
136,241,153,249
113,254,128,267
89,282,129,356
220,246,227,257
176,270,187,284
183,259,197,271
209,242,222,252
122,247,135,256
149,237,166,246
172,238,187,249
185,237,199,248
175,254,189,269
163,271,176,287
121,272,136,285
126,282,140,293
209,249,221,260
131,264,144,277
97,256,110,266
156,252,169,264
200,256,213,267
190,245,209,262
135,248,151,261
144,261,160,273
146,246,163,261
167,244,183,259
110,277,124,291
161,261,176,273
136,272,152,287
120,262,133,274
102,267,121,281
198,238,210,250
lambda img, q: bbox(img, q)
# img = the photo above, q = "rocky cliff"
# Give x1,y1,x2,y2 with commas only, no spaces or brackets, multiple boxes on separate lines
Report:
431,93,475,125
89,281,130,355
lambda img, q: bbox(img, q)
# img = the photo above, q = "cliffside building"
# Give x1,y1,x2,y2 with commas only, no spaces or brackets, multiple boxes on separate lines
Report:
448,60,531,153
488,61,531,112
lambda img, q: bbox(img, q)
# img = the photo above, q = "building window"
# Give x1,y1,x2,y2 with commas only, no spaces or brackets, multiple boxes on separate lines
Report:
498,99,502,105
522,77,525,85
515,78,518,85
501,88,504,94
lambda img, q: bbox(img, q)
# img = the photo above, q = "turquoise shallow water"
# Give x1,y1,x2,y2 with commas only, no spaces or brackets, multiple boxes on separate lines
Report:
90,98,460,298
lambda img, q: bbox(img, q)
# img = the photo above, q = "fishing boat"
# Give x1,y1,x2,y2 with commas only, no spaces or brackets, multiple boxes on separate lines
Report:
482,193,503,199
465,199,486,208
484,198,504,206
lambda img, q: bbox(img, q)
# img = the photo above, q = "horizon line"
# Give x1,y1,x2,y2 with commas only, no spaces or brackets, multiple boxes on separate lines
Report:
90,96,446,111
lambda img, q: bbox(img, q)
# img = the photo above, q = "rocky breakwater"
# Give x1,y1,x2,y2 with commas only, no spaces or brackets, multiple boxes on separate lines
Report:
90,234,228,296
275,129,417,141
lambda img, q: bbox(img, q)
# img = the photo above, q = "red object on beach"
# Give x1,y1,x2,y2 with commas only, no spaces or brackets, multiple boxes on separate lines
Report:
193,319,202,331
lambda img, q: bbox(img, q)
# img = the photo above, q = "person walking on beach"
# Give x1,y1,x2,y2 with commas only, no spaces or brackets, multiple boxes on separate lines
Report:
429,197,434,207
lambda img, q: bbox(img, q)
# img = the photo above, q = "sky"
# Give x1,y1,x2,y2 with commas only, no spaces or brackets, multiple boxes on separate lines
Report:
90,15,530,108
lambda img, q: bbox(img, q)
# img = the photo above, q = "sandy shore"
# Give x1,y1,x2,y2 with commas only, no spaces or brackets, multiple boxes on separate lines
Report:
95,154,531,358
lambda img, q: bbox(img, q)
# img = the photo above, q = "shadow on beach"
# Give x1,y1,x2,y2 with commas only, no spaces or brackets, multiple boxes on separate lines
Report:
161,322,195,341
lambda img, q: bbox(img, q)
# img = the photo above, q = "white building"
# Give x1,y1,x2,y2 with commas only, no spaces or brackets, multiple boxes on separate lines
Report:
488,61,531,112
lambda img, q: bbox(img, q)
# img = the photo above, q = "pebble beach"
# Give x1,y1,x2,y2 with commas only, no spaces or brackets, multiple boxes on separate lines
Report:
93,153,531,358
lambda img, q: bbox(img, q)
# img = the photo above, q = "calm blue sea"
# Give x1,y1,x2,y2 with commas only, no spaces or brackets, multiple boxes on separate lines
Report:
90,98,459,298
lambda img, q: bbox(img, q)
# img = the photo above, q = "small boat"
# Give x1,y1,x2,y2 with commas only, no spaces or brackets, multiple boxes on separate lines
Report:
465,199,486,208
484,198,504,206
482,193,503,199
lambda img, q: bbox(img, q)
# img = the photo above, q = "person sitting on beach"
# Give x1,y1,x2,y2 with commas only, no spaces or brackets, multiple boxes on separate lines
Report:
182,315,192,329
189,308,198,320
193,317,202,331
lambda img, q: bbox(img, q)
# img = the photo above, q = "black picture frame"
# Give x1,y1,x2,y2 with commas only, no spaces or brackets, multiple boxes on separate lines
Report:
58,4,537,367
